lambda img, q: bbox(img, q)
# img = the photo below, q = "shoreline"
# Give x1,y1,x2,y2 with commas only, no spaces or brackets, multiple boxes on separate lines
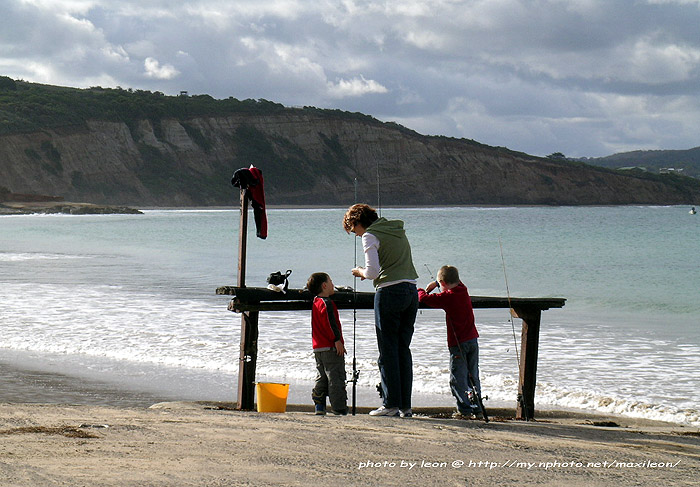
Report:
2,203,693,217
0,351,475,410
1,400,697,486
2,353,696,430
138,203,696,210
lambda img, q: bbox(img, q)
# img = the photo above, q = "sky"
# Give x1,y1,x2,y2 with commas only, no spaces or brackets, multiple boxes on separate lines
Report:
1,0,700,158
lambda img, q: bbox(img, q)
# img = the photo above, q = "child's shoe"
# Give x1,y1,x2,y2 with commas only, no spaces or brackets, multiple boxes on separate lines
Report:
314,404,326,415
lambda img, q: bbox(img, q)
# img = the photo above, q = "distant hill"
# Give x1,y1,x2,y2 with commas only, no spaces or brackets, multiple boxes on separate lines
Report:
1,76,699,206
582,147,700,179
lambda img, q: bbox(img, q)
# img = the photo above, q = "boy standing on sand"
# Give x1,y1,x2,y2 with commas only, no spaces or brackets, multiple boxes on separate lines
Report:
418,265,483,419
307,272,348,416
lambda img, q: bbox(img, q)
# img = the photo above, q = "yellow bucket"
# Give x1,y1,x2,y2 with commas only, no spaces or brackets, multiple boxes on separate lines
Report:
256,382,290,413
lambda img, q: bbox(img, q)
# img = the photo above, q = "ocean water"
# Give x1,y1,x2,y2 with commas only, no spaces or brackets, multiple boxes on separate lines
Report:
0,206,698,425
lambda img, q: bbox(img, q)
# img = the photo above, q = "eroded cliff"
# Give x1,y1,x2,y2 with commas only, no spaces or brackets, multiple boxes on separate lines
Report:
1,111,698,206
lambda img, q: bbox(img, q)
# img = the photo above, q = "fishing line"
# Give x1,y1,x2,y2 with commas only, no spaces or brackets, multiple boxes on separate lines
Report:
350,177,359,415
499,237,519,367
376,160,382,217
421,263,436,316
424,263,435,282
500,239,531,419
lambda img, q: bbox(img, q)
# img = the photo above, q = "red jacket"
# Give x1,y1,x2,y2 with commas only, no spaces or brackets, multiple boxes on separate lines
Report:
311,297,344,350
418,282,478,347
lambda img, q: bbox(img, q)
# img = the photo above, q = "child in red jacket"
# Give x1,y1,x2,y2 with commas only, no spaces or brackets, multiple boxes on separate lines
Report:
307,272,348,415
418,265,483,419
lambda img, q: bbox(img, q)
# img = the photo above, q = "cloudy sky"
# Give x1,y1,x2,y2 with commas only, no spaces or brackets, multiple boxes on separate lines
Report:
2,0,699,157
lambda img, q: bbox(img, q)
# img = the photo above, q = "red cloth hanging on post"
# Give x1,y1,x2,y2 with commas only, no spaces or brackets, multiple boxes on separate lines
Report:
231,165,268,239
247,166,267,239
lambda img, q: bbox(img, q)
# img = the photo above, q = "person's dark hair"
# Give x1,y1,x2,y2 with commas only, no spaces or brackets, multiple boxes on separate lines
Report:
343,204,379,233
437,265,460,285
307,272,330,296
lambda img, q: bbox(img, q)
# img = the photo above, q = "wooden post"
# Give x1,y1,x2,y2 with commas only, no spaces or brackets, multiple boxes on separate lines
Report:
236,189,258,410
513,306,541,420
237,310,258,410
237,189,247,288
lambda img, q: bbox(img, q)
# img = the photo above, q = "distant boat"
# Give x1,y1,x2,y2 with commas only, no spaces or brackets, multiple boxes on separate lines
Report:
691,207,697,215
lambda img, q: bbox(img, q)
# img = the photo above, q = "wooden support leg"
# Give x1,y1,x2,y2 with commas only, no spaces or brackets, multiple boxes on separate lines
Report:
237,311,259,410
235,186,256,410
513,307,541,420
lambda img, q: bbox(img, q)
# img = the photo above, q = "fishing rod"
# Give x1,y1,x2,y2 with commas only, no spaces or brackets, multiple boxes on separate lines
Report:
346,161,381,410
345,157,381,413
348,177,360,415
499,237,528,419
424,264,489,422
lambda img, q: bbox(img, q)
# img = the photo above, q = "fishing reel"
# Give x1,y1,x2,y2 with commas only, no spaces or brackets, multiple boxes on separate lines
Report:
346,369,360,385
467,390,489,403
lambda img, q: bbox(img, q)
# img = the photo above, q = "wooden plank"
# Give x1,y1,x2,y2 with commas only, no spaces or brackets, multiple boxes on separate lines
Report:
218,286,565,312
227,300,562,312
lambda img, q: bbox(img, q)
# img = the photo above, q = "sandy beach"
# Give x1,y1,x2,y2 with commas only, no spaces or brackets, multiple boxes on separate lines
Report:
0,401,697,487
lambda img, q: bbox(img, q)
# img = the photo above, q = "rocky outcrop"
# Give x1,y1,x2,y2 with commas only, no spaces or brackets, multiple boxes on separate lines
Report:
1,112,699,206
0,201,142,215
0,190,140,214
2,192,64,203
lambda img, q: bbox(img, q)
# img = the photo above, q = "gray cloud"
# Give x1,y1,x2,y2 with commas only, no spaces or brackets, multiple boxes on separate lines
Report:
1,0,699,157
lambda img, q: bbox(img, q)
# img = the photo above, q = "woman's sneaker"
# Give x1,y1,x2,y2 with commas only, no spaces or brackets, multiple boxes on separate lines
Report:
369,406,399,416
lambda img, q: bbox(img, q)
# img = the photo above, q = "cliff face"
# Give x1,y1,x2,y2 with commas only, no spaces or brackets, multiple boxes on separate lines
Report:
1,112,699,206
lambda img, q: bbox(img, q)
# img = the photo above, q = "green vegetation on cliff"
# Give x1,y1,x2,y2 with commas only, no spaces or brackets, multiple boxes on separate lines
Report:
0,76,380,136
584,147,700,179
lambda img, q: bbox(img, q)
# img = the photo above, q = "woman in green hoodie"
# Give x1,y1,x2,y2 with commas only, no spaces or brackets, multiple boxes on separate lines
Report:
343,204,419,418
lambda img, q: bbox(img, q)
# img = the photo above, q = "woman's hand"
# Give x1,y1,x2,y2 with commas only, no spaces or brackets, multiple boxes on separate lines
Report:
351,267,366,280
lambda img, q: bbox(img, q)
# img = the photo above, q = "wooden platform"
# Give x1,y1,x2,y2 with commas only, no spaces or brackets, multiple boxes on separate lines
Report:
217,285,566,420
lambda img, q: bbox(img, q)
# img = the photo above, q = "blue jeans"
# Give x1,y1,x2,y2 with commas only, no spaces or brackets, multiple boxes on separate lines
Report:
374,282,418,409
449,338,481,414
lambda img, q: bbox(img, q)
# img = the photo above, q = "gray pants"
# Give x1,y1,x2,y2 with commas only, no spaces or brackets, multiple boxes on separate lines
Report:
312,350,348,414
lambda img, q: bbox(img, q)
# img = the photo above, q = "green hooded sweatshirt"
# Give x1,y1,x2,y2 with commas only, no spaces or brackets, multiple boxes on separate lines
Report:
366,217,418,288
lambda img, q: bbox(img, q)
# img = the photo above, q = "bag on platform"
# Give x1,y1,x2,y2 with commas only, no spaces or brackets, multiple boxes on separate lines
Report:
267,270,292,293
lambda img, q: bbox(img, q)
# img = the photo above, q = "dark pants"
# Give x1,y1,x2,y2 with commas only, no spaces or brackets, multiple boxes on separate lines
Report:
312,350,348,413
374,282,418,409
